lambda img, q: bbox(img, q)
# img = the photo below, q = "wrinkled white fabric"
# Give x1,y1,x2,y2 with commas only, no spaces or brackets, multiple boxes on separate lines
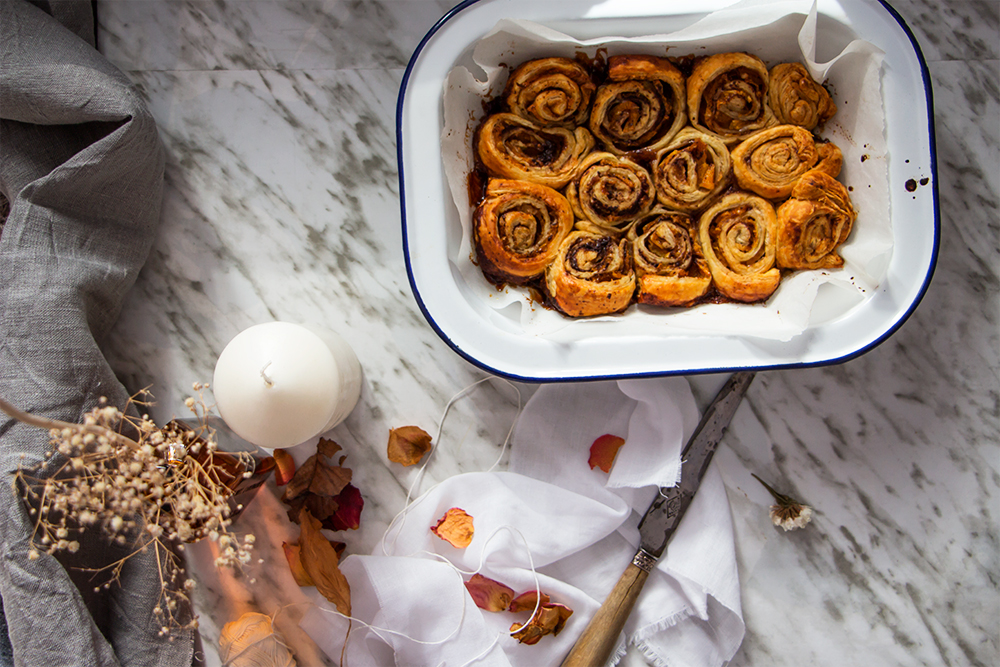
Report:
302,377,744,667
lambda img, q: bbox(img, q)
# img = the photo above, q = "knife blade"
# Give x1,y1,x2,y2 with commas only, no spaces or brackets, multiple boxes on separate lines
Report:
560,371,755,667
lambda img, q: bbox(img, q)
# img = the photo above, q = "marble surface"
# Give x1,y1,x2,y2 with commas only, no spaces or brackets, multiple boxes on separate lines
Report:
92,0,999,665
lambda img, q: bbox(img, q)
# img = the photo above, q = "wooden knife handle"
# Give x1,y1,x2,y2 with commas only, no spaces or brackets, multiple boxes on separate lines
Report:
560,561,650,667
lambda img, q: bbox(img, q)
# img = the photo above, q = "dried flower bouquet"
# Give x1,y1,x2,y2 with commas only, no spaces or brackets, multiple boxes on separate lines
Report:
0,384,268,635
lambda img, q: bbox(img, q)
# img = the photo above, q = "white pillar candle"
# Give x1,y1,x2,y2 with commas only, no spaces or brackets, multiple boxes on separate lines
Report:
212,322,362,449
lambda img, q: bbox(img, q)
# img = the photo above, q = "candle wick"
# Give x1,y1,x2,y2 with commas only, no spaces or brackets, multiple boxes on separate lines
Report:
260,361,274,388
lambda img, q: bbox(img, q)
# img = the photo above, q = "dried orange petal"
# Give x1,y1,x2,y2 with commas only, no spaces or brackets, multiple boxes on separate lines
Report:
431,507,474,548
465,574,515,612
588,434,626,473
508,590,551,613
272,449,296,486
387,426,433,466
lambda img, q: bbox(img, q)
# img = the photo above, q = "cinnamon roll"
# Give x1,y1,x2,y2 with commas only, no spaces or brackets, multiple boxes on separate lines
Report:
651,128,732,213
567,152,655,235
473,179,575,285
768,62,836,130
476,112,595,189
814,140,843,179
776,170,856,270
588,55,686,155
504,57,596,128
545,231,636,317
698,192,781,302
688,52,775,145
628,208,712,307
731,125,841,200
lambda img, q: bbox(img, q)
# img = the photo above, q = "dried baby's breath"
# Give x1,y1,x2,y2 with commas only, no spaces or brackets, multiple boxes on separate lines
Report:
1,387,258,633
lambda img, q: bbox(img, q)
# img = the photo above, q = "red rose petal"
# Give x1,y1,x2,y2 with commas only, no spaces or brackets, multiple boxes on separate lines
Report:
465,574,515,612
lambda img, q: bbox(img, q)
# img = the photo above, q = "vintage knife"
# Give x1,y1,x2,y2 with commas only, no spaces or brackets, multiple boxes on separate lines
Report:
561,371,755,667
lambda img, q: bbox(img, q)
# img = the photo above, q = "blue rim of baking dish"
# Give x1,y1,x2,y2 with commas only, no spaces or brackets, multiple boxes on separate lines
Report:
396,0,940,383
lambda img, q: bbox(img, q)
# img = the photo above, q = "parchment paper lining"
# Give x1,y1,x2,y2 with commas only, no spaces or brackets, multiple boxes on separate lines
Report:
441,0,889,341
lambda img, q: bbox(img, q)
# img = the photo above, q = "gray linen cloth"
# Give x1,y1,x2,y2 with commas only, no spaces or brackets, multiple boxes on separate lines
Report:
0,1,195,664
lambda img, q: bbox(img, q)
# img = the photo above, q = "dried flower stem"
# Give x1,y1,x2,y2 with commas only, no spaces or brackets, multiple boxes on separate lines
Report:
0,395,140,450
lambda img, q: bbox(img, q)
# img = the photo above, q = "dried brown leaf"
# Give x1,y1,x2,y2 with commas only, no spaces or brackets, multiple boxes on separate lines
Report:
317,438,342,458
281,448,352,504
282,542,314,587
284,495,306,525
387,426,433,467
299,508,351,616
308,459,352,497
305,494,340,522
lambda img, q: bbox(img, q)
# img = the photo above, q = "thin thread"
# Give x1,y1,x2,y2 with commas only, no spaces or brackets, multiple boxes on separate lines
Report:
311,376,542,660
318,524,547,659
380,377,522,557
312,562,469,647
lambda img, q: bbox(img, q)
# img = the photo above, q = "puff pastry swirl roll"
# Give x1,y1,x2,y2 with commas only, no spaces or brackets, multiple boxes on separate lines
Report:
731,125,840,200
699,192,780,302
688,52,775,145
545,231,636,317
776,170,856,270
628,207,712,307
477,113,595,189
567,152,655,235
588,55,687,155
473,179,575,285
768,62,836,130
504,57,596,128
652,128,732,213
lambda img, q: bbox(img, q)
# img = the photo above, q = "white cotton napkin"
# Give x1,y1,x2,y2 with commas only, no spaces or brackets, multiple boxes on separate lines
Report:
300,377,744,667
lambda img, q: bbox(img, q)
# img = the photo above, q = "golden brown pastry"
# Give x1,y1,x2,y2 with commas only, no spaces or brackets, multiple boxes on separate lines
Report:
651,128,732,213
628,207,712,307
545,231,635,317
698,192,781,302
814,140,843,179
588,55,687,155
731,125,842,200
776,170,856,270
473,179,575,285
768,62,836,130
567,152,655,235
687,52,775,145
476,112,595,189
504,57,596,128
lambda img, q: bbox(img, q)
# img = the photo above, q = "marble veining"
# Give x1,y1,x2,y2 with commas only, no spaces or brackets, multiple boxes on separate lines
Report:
92,1,999,665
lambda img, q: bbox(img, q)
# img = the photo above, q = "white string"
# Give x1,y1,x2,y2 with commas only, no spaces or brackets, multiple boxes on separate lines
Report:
380,376,522,557
327,374,545,661
315,376,533,661
312,562,469,647
316,524,545,661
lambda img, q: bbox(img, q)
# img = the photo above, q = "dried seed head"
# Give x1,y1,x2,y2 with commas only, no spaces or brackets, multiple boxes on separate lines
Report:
752,473,814,532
